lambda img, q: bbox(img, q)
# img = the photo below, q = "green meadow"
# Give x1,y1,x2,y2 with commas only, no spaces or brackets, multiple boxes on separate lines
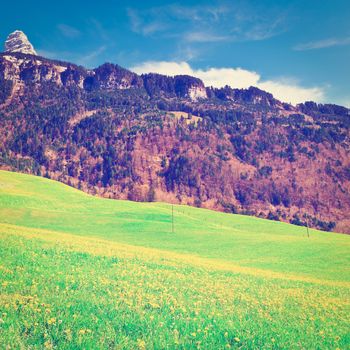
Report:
0,170,349,349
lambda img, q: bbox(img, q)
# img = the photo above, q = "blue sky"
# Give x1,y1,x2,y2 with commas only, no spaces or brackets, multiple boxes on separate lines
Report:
1,0,349,106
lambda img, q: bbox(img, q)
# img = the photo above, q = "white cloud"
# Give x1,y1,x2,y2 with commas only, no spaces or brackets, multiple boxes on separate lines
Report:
184,31,230,43
127,8,168,36
131,61,325,104
77,46,107,66
294,36,350,50
132,61,193,76
126,3,288,43
57,24,81,38
258,79,324,104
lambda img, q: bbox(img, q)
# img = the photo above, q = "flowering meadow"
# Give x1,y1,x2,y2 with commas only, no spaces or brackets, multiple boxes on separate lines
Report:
0,171,349,349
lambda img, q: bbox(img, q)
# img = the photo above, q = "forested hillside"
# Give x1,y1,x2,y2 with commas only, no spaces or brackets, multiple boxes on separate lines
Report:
1,52,349,232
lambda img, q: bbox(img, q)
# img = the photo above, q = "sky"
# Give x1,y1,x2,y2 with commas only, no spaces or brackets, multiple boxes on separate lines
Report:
0,0,349,106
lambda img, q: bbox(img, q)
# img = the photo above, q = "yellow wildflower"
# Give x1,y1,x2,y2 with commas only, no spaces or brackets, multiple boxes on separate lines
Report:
47,317,56,325
44,340,53,349
137,339,146,350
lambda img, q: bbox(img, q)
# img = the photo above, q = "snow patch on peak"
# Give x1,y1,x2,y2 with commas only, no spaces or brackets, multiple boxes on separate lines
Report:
4,30,37,55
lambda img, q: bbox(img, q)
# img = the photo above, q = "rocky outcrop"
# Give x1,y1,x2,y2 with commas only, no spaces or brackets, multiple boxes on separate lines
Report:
174,75,207,100
4,30,37,56
0,54,69,85
60,65,86,88
297,101,350,117
142,73,207,100
84,63,143,91
208,85,278,107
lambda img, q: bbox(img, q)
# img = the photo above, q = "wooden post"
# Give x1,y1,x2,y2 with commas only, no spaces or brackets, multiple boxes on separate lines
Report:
172,204,174,233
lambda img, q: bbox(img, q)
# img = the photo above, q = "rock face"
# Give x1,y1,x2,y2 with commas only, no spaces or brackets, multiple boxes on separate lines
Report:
142,73,207,100
4,30,37,55
0,54,73,85
84,63,143,91
188,85,207,101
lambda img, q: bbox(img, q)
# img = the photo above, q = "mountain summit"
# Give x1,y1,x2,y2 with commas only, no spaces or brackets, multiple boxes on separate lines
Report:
4,30,37,55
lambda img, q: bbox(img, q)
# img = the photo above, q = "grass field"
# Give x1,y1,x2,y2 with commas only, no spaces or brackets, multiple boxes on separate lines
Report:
0,170,349,349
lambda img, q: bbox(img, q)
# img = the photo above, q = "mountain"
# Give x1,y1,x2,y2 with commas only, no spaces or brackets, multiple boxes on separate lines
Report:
4,30,37,55
0,31,349,233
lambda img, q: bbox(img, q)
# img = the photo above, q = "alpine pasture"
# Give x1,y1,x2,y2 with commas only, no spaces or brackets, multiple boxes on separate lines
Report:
0,170,349,349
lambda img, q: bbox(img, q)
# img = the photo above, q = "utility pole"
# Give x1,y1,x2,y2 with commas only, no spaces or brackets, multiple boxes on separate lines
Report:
172,204,174,233
306,221,310,238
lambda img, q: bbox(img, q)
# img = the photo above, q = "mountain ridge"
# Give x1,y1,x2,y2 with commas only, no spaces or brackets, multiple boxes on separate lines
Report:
1,30,348,109
1,49,349,111
1,33,349,233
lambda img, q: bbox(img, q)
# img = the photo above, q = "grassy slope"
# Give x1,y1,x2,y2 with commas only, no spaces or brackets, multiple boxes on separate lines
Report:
0,170,349,349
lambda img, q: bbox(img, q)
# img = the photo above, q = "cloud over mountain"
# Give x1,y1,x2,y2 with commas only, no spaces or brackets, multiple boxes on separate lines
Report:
131,61,325,104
